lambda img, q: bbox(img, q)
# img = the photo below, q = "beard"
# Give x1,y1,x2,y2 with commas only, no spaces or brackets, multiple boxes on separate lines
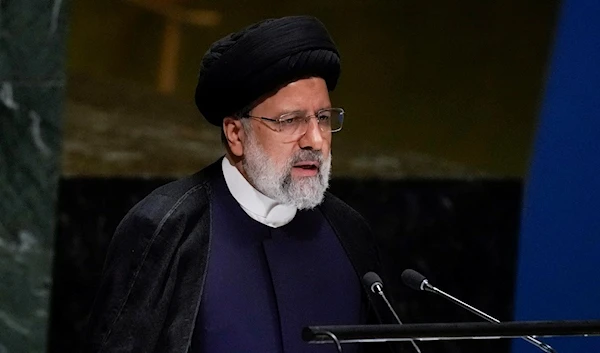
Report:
241,131,331,210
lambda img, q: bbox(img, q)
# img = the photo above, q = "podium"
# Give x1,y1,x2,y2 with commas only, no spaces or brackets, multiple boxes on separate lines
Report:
302,320,600,352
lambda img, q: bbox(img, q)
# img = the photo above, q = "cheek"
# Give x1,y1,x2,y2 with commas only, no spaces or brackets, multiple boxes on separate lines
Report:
322,135,332,154
254,130,295,164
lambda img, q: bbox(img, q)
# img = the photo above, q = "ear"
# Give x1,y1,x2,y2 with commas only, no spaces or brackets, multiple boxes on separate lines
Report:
223,117,245,157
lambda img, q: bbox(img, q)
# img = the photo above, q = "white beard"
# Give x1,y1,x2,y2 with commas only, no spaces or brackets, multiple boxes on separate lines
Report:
242,131,331,210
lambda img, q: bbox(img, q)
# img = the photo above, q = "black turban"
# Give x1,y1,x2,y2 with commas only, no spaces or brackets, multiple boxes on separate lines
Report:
194,16,341,126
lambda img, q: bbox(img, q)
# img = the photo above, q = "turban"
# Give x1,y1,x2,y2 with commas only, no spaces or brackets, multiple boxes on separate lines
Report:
194,16,341,126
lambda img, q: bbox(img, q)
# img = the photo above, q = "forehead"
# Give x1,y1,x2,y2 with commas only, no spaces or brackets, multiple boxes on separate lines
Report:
253,77,331,115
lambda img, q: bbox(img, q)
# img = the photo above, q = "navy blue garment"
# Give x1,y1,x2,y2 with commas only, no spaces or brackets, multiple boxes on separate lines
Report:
192,171,362,352
83,158,383,353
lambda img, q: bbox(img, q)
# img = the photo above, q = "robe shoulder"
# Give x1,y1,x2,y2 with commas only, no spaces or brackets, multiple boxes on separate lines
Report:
83,163,220,352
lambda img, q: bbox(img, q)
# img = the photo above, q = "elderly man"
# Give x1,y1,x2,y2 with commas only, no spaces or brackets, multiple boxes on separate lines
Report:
85,16,384,353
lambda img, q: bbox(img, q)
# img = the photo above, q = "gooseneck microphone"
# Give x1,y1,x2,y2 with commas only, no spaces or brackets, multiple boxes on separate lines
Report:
362,272,422,353
401,269,557,353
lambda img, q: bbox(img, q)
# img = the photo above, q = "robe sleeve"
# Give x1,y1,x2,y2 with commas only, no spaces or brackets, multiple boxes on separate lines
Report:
83,183,211,353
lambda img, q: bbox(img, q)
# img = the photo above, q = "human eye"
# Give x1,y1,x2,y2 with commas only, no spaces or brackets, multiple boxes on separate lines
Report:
281,117,295,125
279,112,303,125
317,110,332,122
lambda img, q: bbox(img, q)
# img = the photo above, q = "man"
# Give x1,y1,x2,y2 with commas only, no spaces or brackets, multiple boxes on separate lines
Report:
84,16,384,353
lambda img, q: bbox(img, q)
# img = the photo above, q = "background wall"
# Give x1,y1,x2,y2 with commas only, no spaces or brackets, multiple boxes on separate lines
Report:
513,0,600,351
0,1,68,352
63,0,560,178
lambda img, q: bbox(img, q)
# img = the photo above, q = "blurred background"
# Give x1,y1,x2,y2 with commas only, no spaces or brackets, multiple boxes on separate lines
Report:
63,0,558,178
2,0,599,352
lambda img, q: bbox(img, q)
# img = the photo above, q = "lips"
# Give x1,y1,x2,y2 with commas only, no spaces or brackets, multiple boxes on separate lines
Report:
291,161,320,177
293,161,320,170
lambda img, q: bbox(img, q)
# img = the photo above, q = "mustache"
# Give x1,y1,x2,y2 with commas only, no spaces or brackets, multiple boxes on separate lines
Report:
289,149,324,165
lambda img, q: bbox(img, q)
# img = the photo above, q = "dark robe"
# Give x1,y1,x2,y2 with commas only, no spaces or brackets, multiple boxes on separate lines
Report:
192,164,362,353
83,158,383,353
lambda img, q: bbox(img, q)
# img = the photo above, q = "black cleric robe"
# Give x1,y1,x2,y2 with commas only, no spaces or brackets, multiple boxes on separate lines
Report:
83,158,384,353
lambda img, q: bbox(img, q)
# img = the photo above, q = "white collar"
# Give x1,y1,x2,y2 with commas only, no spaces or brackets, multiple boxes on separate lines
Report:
221,157,297,228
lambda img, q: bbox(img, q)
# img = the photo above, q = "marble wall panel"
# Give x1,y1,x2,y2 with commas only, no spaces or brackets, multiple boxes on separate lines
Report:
0,0,69,352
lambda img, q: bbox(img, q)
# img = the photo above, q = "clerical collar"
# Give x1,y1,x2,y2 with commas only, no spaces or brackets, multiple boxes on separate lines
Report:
221,157,297,228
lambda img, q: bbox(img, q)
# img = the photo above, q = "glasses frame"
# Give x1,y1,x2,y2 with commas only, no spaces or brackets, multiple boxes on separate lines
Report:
244,107,345,135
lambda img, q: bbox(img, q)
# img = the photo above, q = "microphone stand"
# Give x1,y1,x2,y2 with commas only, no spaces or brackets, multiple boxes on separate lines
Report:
419,279,556,353
372,283,422,353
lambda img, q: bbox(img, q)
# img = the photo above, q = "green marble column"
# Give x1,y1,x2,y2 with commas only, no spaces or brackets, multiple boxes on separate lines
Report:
0,0,68,352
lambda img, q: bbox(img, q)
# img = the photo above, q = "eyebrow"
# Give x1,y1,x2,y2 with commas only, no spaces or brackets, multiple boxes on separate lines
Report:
277,109,304,116
277,106,333,116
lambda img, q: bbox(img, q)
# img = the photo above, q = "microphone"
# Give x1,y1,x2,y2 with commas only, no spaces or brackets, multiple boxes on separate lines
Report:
401,269,557,353
362,272,422,353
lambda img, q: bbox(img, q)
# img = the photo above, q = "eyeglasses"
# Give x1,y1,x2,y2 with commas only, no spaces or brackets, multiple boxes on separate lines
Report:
244,108,344,136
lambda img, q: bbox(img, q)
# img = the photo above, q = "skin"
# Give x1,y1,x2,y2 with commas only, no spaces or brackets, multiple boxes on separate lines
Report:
223,76,332,182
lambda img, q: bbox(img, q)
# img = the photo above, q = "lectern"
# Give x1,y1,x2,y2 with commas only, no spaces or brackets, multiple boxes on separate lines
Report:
303,320,600,352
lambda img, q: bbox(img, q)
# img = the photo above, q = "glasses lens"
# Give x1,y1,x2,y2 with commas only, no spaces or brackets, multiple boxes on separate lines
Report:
278,109,344,134
279,112,305,135
316,111,330,128
327,109,343,132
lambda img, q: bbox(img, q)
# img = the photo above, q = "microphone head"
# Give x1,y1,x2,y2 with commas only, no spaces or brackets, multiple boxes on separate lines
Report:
362,271,383,293
401,269,427,291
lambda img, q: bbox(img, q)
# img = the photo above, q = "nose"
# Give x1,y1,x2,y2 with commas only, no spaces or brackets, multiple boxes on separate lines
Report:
298,117,324,150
